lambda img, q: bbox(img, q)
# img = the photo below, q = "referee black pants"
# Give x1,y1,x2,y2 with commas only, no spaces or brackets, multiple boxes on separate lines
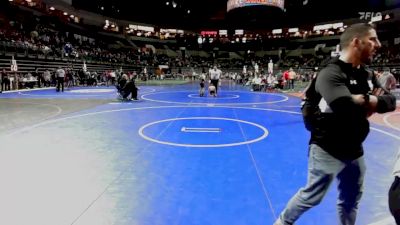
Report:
56,77,64,92
389,176,400,225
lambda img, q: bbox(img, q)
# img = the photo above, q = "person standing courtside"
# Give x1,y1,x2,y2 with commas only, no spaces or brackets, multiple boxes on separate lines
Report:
1,68,10,92
377,68,397,92
56,66,65,92
389,148,400,225
0,68,3,93
209,65,222,96
274,23,396,225
199,79,205,97
32,67,40,88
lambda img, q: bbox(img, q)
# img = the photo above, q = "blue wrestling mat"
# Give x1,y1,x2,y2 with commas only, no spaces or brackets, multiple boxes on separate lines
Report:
0,82,398,225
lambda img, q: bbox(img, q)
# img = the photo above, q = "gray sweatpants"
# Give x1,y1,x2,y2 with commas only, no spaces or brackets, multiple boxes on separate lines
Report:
278,144,366,225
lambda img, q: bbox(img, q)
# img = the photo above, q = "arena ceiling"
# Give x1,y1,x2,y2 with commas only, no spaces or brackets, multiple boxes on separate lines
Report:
72,0,400,29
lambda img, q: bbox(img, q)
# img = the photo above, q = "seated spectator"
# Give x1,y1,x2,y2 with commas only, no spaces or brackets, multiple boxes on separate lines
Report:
251,75,262,91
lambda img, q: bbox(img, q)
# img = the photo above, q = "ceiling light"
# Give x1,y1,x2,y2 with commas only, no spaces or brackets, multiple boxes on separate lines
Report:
63,12,68,15
166,1,169,5
49,6,55,10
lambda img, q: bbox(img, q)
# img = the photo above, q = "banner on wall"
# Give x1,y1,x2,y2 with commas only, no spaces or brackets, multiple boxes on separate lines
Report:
227,0,285,12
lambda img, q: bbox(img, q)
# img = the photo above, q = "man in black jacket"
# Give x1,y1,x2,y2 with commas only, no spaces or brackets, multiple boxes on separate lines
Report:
389,148,400,225
275,23,396,225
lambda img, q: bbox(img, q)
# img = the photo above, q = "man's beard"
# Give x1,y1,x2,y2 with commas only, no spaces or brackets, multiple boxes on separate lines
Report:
361,51,373,65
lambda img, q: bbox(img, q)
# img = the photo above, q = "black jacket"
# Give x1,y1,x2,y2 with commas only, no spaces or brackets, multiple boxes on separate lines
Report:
311,58,396,160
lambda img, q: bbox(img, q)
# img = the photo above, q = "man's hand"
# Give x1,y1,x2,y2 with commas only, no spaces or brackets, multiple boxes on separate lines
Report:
352,94,379,117
366,95,379,117
352,94,365,105
372,87,385,96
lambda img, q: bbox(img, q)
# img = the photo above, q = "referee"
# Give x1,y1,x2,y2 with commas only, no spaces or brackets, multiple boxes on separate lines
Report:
209,65,222,96
56,66,65,92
